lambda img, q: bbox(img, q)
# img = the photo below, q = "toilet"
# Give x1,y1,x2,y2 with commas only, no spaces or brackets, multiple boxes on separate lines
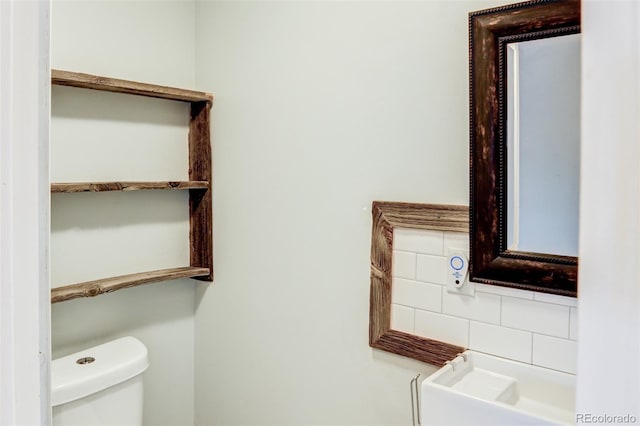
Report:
51,336,149,426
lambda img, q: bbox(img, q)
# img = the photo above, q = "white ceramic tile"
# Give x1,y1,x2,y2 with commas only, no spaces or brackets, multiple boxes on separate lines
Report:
392,278,442,313
469,321,532,363
392,250,416,279
391,304,414,334
442,291,501,324
533,292,578,307
393,228,443,255
475,283,535,300
569,307,578,340
501,297,570,338
416,254,447,285
444,231,469,252
415,309,469,347
533,334,577,374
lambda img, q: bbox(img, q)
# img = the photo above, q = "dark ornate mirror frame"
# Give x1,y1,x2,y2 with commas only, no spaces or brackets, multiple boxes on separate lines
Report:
469,0,580,297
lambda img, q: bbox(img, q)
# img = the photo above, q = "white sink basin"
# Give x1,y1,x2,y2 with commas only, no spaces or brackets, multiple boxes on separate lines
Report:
421,350,575,425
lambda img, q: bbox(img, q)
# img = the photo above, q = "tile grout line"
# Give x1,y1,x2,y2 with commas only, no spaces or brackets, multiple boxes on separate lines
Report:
411,307,416,334
530,331,535,365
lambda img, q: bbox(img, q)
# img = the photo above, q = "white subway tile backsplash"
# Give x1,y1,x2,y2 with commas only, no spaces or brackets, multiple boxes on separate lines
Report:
469,321,532,363
444,231,468,252
475,283,534,300
388,230,578,372
416,254,447,285
391,304,415,334
393,228,443,255
502,297,570,338
533,334,577,374
569,308,578,340
415,310,469,347
392,278,442,313
392,250,416,279
533,292,578,307
442,291,501,324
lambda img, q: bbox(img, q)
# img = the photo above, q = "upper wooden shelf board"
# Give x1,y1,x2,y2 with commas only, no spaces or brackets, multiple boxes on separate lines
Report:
51,181,209,193
52,69,213,103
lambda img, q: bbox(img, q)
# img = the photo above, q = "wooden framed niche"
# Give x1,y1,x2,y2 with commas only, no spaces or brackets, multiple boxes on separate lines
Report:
369,201,468,366
50,70,214,303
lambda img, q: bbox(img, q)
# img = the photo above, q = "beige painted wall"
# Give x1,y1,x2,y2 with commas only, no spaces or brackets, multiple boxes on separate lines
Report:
193,1,508,424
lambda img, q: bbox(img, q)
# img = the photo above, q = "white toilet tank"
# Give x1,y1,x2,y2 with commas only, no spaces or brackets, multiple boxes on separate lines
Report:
52,336,149,426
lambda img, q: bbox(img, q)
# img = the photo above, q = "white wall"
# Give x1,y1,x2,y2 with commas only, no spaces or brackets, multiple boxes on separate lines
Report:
50,2,197,425
193,1,509,424
577,0,640,421
0,1,51,424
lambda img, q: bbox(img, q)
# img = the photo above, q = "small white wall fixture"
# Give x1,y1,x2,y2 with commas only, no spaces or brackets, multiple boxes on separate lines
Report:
0,0,51,424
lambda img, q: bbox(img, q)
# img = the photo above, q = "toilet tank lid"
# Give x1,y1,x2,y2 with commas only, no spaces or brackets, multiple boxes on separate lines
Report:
51,336,149,406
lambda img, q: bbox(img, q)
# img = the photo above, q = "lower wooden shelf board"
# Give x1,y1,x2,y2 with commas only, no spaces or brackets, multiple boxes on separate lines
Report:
51,266,210,303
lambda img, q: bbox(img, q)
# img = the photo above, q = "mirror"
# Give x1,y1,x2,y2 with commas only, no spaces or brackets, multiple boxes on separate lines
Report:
469,0,580,296
506,34,581,257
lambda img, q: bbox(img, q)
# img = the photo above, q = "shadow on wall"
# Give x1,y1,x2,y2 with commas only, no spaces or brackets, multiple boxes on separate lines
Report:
51,191,190,231
51,280,194,358
52,86,188,125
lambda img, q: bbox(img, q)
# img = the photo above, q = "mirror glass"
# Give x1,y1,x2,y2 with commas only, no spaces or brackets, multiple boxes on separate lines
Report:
506,34,581,257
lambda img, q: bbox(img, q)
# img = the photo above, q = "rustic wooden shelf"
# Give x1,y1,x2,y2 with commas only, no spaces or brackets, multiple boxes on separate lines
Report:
51,267,210,303
51,70,214,301
51,181,209,193
52,69,213,103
